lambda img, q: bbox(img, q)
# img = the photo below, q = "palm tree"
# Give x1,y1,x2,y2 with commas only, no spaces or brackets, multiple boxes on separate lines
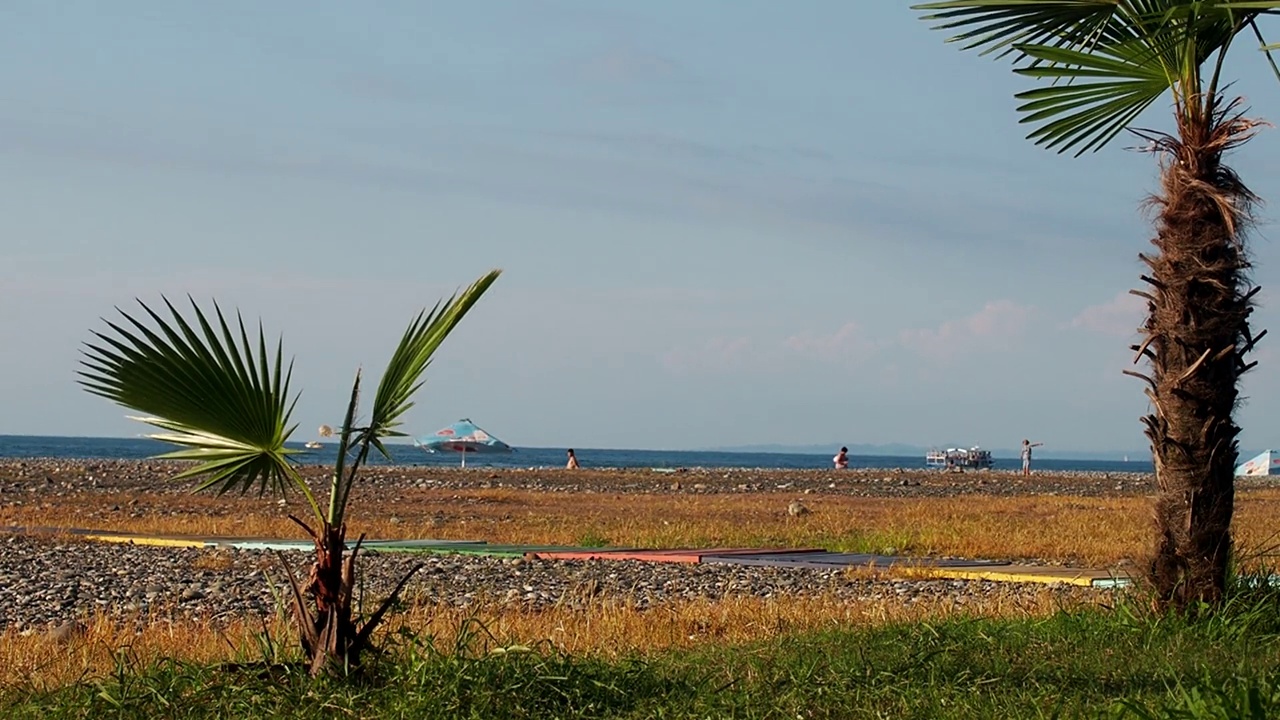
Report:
79,269,501,674
913,1,1279,610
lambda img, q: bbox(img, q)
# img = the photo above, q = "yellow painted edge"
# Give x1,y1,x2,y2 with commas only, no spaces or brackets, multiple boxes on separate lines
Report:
925,567,1103,587
41,529,1135,587
81,534,210,549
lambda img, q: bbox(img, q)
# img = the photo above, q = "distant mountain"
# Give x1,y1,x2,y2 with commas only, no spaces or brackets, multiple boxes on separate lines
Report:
707,443,1148,462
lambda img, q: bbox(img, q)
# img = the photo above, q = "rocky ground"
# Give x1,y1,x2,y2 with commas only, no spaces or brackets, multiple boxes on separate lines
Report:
0,533,1111,635
0,458,1162,499
0,459,1189,635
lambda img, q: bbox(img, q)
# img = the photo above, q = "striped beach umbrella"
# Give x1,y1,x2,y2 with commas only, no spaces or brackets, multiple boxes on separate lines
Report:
413,419,513,467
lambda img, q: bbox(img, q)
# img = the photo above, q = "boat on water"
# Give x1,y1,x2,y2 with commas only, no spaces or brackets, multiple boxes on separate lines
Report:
926,446,994,470
304,441,323,449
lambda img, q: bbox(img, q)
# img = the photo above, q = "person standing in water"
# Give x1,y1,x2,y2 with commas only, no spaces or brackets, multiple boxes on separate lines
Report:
566,449,580,469
1020,439,1043,476
833,446,849,469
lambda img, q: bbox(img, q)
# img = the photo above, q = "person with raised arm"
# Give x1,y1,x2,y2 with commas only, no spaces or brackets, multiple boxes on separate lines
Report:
1020,439,1043,476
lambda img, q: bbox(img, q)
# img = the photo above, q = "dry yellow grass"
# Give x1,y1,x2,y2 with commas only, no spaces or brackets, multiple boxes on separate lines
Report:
9,462,1280,696
8,466,1280,691
8,485,1280,568
1,615,282,693
0,586,1103,689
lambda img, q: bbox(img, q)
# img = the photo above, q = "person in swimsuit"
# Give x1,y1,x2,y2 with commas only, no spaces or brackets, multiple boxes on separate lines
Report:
833,447,849,470
1021,439,1043,476
566,448,580,469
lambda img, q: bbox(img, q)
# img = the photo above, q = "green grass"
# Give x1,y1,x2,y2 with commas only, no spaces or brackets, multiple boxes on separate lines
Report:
827,529,920,555
7,591,1280,719
575,529,613,548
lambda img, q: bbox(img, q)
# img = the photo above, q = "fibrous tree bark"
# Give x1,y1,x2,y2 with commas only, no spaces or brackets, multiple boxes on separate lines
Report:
1132,99,1265,611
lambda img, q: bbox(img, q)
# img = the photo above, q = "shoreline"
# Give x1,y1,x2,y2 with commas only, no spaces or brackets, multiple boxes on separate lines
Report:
0,455,1155,475
0,457,1158,499
0,438,1153,473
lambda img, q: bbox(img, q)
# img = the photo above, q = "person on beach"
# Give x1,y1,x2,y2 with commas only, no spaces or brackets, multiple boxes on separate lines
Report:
566,448,580,469
1021,439,1043,476
833,447,849,470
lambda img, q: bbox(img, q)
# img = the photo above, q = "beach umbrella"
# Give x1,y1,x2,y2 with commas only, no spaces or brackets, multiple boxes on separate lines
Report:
413,418,512,467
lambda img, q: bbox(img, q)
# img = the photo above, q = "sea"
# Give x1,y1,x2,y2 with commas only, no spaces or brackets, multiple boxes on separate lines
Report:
0,435,1153,474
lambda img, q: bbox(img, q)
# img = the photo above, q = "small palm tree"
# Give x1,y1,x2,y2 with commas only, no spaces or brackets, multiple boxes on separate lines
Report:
913,1,1279,610
79,269,500,674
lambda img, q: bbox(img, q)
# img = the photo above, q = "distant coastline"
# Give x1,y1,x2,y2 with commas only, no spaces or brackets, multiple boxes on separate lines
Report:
0,435,1149,462
0,434,1155,472
705,443,1151,462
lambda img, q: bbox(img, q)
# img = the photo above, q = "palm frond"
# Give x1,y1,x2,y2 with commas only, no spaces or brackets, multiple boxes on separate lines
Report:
327,370,364,527
912,0,1127,59
1013,43,1172,153
366,270,502,455
79,297,314,508
1237,12,1280,83
1223,1,1280,10
914,1,1275,154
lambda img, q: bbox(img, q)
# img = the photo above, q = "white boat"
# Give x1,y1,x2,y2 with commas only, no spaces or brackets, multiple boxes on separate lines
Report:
304,441,323,449
926,446,994,470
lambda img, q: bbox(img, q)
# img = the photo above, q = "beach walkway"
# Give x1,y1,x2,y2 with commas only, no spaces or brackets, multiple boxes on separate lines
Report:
8,525,1133,588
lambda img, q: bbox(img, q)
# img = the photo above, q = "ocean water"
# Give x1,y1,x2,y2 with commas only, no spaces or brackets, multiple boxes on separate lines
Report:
0,435,1153,474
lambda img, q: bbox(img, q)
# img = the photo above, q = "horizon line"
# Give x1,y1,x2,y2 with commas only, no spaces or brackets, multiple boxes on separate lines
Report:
0,433,1160,459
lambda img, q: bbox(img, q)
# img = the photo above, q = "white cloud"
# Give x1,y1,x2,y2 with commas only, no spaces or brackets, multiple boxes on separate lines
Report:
783,322,881,362
1070,291,1146,337
776,300,1035,369
898,300,1033,363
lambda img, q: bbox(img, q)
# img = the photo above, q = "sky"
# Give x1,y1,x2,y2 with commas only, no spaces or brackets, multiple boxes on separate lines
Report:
1,1,1279,454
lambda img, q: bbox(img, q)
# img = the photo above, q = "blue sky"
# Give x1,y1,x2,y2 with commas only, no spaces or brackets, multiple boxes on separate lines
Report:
1,1,1278,453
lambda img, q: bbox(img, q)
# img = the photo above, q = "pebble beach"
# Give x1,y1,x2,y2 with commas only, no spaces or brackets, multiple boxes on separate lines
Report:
0,458,1173,635
1,534,1111,636
1,457,1159,498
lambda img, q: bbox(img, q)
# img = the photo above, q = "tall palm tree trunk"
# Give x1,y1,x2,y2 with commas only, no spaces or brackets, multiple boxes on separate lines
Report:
1138,102,1262,611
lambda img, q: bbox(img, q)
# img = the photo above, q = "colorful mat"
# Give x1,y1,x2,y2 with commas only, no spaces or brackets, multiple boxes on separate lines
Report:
4,525,1132,587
